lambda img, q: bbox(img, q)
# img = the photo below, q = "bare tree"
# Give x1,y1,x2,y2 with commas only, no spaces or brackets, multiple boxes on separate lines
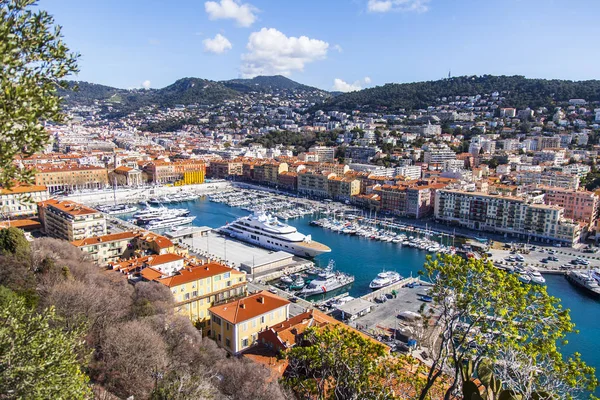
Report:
101,320,169,399
131,281,175,318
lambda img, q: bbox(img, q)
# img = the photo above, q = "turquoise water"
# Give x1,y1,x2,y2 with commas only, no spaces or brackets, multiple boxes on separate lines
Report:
159,198,600,389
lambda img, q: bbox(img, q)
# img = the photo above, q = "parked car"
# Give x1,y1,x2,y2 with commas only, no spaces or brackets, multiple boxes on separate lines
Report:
560,264,573,270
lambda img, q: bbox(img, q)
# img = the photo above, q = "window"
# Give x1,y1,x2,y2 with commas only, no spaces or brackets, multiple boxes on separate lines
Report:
192,291,198,297
218,334,221,342
184,293,190,300
225,338,231,348
260,316,265,324
242,338,249,348
226,323,230,331
252,319,257,328
212,316,221,326
241,322,247,331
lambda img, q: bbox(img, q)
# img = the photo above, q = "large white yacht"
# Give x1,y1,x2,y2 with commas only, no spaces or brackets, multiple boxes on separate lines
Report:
218,211,331,258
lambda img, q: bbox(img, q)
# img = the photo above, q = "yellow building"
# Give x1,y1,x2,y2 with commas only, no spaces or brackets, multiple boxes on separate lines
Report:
175,169,205,186
149,262,247,332
38,199,106,241
208,291,290,354
0,184,49,218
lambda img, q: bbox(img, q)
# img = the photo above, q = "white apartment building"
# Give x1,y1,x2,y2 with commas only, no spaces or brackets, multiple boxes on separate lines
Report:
423,143,456,165
435,190,582,246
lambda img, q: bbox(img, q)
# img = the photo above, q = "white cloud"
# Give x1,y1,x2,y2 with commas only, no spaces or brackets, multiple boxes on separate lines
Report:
142,80,151,89
205,0,257,27
332,77,372,92
203,33,233,54
333,44,343,53
367,0,430,13
240,28,329,78
333,78,362,92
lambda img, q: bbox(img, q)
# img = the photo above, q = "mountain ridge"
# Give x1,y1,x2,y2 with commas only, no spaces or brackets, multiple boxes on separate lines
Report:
60,75,600,112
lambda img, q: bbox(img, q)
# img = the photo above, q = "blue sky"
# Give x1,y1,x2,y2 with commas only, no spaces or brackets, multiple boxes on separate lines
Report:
40,0,600,91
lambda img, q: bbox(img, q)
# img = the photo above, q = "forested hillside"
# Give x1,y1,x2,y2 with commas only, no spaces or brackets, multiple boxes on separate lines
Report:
322,75,600,111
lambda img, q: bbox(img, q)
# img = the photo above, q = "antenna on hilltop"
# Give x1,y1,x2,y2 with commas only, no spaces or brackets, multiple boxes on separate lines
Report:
448,69,451,79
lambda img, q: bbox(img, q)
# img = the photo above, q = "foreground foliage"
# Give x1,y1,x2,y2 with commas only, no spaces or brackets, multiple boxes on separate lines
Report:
417,254,597,400
0,228,289,399
284,324,440,400
0,0,78,187
0,287,91,399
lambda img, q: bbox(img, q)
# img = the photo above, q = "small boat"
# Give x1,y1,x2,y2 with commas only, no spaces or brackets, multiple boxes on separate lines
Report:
280,276,293,285
518,273,532,284
289,277,305,290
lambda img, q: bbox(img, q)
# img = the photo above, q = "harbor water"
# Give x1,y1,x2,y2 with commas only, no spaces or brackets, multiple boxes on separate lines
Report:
139,197,600,389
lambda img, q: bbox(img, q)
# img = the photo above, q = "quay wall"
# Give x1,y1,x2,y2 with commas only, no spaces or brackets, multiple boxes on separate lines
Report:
63,181,231,206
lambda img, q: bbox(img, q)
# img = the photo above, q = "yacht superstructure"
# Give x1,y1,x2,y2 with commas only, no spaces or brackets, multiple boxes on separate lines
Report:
218,211,330,258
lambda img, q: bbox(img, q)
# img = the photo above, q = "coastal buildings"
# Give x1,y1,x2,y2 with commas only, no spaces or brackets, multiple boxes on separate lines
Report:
435,189,583,245
110,166,143,187
71,230,176,266
208,291,290,354
298,170,335,197
516,171,580,190
144,160,206,185
0,184,49,218
34,165,109,193
543,188,599,226
38,199,106,241
209,160,243,179
149,261,247,331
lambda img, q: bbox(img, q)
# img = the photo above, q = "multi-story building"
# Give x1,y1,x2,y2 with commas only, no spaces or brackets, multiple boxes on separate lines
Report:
327,176,360,201
71,231,138,265
345,146,380,163
71,230,176,266
208,160,243,179
34,165,109,193
516,171,580,190
208,291,290,354
143,261,247,331
0,184,49,218
423,143,456,165
543,188,599,226
277,171,298,190
253,162,288,185
308,145,335,162
38,199,106,241
298,170,335,197
145,160,206,185
376,185,407,216
396,166,422,180
435,190,582,245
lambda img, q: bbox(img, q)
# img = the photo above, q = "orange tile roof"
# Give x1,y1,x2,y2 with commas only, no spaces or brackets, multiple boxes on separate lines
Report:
114,166,134,173
71,231,137,247
0,184,47,195
209,291,289,324
39,199,100,216
140,267,164,281
146,253,185,267
156,262,241,287
0,219,42,230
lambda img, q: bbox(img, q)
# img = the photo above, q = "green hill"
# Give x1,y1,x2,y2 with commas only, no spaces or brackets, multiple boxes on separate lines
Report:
223,75,325,93
322,75,600,111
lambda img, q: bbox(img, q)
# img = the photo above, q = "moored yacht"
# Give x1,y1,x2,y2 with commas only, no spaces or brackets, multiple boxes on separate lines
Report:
299,261,354,297
218,211,331,258
145,216,196,230
369,271,403,290
566,270,600,297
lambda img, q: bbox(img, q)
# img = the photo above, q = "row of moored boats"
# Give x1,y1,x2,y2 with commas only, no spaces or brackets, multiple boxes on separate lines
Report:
311,218,455,254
